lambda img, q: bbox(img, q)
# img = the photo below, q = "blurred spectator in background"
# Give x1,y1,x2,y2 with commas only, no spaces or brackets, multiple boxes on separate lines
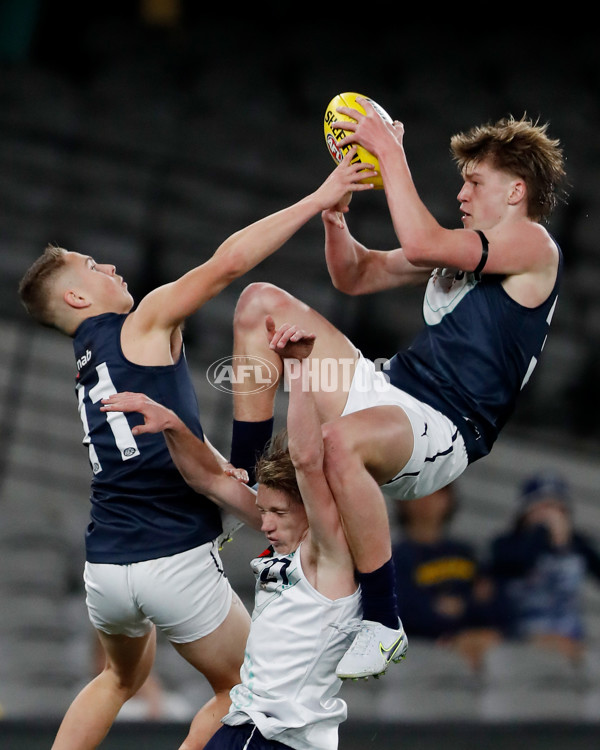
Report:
488,471,600,662
393,484,507,670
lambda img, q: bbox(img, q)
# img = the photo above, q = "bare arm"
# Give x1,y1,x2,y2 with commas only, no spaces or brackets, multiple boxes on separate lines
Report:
202,434,249,484
100,392,261,530
322,205,432,295
269,321,353,572
129,149,377,336
333,101,488,271
334,99,558,288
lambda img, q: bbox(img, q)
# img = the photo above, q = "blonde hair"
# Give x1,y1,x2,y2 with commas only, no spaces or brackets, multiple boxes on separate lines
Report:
450,115,567,222
18,244,68,329
255,430,303,504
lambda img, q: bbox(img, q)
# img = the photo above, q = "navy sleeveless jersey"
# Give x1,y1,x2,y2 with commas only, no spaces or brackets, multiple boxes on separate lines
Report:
73,313,222,564
384,244,562,464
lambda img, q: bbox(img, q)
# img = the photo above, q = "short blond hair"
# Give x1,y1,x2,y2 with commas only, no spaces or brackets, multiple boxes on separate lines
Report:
18,244,68,329
255,430,303,504
450,115,567,221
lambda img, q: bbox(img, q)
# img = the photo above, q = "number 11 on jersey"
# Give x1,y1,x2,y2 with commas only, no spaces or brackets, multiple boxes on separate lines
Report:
77,362,140,474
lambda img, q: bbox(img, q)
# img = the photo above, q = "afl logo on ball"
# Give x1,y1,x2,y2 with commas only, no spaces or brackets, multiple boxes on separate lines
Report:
326,132,344,164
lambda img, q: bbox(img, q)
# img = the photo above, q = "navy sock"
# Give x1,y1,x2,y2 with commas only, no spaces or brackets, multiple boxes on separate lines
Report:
230,418,274,486
357,558,399,629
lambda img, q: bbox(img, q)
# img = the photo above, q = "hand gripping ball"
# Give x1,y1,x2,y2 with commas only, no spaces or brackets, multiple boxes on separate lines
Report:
324,92,392,189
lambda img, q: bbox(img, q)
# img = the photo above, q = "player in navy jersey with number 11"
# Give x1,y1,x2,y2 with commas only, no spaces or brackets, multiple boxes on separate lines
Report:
17,150,373,750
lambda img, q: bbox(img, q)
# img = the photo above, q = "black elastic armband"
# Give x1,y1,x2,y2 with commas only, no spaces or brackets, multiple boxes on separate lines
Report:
474,230,489,277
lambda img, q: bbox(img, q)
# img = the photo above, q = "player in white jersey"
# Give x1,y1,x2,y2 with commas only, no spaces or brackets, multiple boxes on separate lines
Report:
228,111,567,680
222,452,362,750
102,322,374,749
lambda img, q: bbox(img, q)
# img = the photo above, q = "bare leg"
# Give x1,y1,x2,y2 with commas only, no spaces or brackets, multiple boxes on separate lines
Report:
323,407,413,678
322,405,414,572
173,592,250,750
232,283,358,423
51,629,156,750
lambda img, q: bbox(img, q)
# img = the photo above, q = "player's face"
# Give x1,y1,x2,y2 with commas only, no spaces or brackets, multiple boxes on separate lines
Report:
457,159,523,231
256,486,308,555
63,251,134,313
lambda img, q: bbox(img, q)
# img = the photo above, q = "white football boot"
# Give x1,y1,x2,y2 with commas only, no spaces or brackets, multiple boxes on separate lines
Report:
336,618,408,680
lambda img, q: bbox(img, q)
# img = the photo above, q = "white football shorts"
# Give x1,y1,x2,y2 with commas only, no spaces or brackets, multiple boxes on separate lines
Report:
84,540,233,643
341,353,468,501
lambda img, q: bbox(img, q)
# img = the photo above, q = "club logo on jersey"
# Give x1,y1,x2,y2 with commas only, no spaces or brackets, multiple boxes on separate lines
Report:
424,269,478,326
76,349,92,371
206,355,279,394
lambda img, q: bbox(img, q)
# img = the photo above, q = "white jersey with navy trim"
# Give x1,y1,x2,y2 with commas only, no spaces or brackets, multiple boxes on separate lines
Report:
385,242,562,463
73,312,222,564
224,545,361,750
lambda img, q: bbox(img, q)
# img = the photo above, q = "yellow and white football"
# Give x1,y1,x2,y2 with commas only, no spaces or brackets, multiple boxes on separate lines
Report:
324,92,392,189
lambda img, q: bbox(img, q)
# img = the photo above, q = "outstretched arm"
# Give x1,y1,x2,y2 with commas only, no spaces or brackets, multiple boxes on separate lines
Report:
101,392,261,530
131,149,378,334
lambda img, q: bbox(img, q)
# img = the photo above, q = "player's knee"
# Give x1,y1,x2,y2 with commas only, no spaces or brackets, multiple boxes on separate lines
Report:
234,282,284,333
100,665,145,701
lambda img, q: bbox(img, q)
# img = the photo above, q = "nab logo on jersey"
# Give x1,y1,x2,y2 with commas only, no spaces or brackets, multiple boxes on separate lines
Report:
77,349,92,371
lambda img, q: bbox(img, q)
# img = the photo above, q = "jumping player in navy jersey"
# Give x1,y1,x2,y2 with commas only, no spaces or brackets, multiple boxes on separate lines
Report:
17,151,374,750
229,111,567,680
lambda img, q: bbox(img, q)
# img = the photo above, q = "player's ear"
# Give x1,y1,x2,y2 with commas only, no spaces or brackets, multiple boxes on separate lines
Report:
508,179,526,206
64,289,91,310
